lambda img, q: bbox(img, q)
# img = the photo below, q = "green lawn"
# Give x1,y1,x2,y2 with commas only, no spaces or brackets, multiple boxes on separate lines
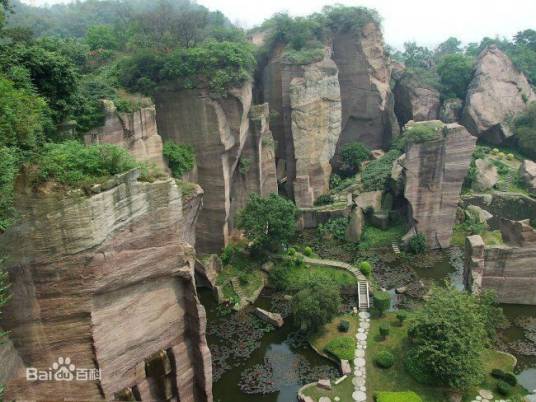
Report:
269,262,357,292
367,312,528,402
359,223,407,250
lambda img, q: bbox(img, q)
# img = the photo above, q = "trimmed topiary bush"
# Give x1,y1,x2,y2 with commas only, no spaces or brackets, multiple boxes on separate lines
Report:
287,247,297,256
408,233,427,254
374,391,423,402
338,319,350,333
374,351,395,369
373,291,391,317
396,311,408,326
491,369,517,386
303,246,313,257
359,261,372,276
379,322,390,339
496,380,512,396
491,368,505,379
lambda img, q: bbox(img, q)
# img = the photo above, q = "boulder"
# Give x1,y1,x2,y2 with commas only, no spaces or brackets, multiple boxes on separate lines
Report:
520,159,536,195
463,45,536,143
403,123,476,248
254,308,284,328
195,254,222,289
465,205,493,224
439,98,463,123
355,191,383,212
345,207,364,242
317,378,332,390
394,71,440,126
370,211,389,229
340,360,352,375
472,159,498,192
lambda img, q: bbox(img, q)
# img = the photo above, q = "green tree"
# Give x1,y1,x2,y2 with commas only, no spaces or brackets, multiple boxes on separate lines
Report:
408,233,427,254
291,281,341,332
373,291,391,317
405,285,499,390
85,24,119,51
436,53,474,100
0,146,19,231
435,37,462,59
340,142,370,176
402,41,434,69
514,101,536,159
236,193,297,251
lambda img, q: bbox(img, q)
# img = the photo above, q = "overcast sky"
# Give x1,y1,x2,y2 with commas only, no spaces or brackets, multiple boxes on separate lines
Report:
23,0,536,48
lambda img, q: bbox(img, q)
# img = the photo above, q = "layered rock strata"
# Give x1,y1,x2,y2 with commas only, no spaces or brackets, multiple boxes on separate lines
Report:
463,45,536,143
401,122,476,248
0,171,212,401
84,100,167,172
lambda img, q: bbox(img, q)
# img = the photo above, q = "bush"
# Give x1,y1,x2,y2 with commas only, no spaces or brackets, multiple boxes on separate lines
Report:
408,233,427,254
362,149,402,191
291,281,341,332
303,246,313,257
373,291,391,317
491,368,506,379
287,247,297,256
221,244,240,265
396,311,408,326
379,322,391,339
35,141,140,187
340,142,370,175
497,380,512,396
436,53,474,100
374,391,423,402
317,218,348,241
491,369,517,386
324,336,355,360
374,350,395,369
393,123,442,151
314,193,334,206
0,147,20,232
338,320,350,332
359,261,372,276
163,142,195,178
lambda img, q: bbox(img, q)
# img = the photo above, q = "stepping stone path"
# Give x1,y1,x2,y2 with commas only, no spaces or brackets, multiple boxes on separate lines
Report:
469,389,497,402
353,311,370,402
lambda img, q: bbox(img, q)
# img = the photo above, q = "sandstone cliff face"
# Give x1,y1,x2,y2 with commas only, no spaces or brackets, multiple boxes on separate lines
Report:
332,22,399,150
289,57,342,207
0,171,212,401
394,73,440,126
401,122,476,248
154,84,277,253
84,100,167,172
463,45,536,143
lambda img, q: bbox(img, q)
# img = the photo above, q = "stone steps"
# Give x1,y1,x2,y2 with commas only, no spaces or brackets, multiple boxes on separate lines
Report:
358,281,370,310
391,242,400,255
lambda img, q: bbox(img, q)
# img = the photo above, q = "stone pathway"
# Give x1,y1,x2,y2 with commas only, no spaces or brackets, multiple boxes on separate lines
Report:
468,389,505,402
352,311,370,402
302,256,367,281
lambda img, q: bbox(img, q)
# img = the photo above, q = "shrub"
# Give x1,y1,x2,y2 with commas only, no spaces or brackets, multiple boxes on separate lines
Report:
374,391,423,402
317,218,348,241
303,246,313,257
291,281,341,332
163,142,195,178
221,244,240,265
436,53,474,100
324,336,355,360
491,368,506,379
373,291,391,317
374,350,395,369
359,261,372,276
497,380,512,396
35,141,140,187
287,247,297,256
338,320,350,332
491,369,517,386
506,153,515,160
0,147,20,232
314,193,334,206
396,311,408,326
408,233,427,254
362,149,402,191
340,142,370,175
379,322,391,339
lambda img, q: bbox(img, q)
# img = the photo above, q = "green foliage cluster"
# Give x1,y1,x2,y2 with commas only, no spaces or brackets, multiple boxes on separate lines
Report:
329,173,355,192
379,322,391,339
436,53,474,100
393,122,443,151
358,222,407,250
497,381,512,396
163,142,195,178
491,369,518,386
373,291,391,317
374,391,423,402
34,140,140,187
337,319,350,332
405,285,503,390
374,350,395,368
513,101,536,160
359,261,372,276
236,193,297,251
291,281,341,332
362,149,402,191
0,147,19,231
314,193,334,206
324,336,355,360
317,217,348,241
408,234,427,254
340,142,371,176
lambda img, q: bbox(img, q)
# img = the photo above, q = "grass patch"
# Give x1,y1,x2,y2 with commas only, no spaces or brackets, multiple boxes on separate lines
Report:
481,230,503,246
301,374,355,401
451,224,467,247
310,314,359,359
215,251,264,304
324,336,355,360
359,223,407,250
269,262,357,292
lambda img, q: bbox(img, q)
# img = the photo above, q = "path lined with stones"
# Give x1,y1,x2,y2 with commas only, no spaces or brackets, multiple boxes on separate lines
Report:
352,311,370,402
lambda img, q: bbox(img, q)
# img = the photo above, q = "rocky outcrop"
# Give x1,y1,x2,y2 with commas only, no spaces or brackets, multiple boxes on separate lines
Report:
461,191,536,226
195,254,222,289
289,57,342,207
332,22,399,150
84,100,167,172
465,220,536,305
0,171,212,401
463,45,536,143
439,98,463,123
472,158,498,191
254,308,284,327
401,122,476,248
155,84,277,253
394,72,440,126
520,159,536,195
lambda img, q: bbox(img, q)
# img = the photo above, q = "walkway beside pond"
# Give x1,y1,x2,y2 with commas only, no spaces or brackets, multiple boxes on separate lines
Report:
353,311,370,402
301,256,367,281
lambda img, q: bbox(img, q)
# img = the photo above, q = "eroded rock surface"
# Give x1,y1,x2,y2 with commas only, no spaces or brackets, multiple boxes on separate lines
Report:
394,72,440,126
463,45,536,143
439,98,463,123
0,172,212,401
402,122,476,248
521,159,536,195
84,100,167,172
472,158,498,192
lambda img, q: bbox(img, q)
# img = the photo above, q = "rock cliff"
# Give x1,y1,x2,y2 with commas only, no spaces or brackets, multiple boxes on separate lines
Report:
400,122,476,248
394,72,440,126
463,45,536,143
84,100,167,172
154,84,277,253
0,171,212,401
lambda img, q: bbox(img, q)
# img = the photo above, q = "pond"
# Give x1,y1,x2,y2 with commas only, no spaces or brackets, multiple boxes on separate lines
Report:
199,288,338,402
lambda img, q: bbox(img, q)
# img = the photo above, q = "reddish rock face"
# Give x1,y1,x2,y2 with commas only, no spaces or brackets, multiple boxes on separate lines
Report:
0,174,212,401
394,72,440,126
